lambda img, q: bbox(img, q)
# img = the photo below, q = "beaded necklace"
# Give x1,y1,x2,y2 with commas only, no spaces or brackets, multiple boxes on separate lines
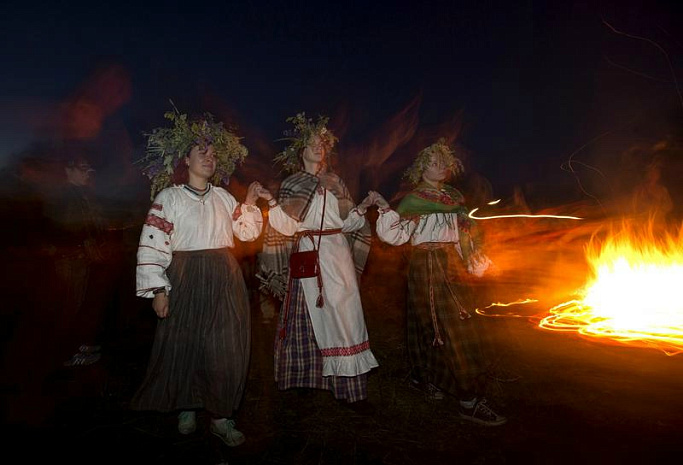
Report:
183,183,211,197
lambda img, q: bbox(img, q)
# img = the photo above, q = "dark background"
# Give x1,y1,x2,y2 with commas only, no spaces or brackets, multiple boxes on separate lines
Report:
2,0,682,213
2,2,683,463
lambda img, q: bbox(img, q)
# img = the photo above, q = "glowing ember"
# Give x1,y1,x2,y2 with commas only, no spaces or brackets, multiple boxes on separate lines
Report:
539,223,683,355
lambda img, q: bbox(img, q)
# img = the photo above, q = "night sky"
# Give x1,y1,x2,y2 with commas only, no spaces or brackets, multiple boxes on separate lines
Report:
2,0,682,211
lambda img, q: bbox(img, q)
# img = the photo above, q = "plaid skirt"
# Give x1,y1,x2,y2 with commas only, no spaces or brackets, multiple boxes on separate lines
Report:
274,279,368,403
407,245,491,397
131,248,251,418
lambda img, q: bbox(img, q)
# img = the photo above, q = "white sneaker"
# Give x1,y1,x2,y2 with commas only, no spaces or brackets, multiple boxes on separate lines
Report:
210,418,245,447
177,411,196,435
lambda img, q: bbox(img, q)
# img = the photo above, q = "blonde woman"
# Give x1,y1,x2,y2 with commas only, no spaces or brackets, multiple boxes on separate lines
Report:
372,139,505,426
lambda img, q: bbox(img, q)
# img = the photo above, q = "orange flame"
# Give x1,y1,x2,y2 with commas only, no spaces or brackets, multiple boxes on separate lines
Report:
539,221,683,355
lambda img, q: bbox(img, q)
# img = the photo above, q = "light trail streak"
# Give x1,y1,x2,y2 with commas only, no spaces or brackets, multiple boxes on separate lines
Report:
468,207,583,221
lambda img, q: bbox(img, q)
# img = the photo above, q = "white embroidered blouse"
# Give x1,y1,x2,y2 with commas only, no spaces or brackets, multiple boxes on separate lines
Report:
376,209,461,248
136,184,263,298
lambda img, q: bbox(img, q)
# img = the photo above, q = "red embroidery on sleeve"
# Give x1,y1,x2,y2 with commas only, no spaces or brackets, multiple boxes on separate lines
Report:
145,214,174,235
151,203,163,211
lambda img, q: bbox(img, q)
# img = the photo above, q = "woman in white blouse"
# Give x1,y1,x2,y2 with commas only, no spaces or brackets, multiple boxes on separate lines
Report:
132,111,271,446
372,139,506,426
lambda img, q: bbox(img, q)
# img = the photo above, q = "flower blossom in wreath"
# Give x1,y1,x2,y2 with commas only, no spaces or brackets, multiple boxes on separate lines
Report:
137,102,248,199
273,112,338,174
403,138,464,185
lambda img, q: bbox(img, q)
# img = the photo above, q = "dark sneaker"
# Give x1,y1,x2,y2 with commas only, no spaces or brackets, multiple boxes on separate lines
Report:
63,352,101,367
409,378,445,400
78,344,102,354
458,398,507,426
424,383,445,400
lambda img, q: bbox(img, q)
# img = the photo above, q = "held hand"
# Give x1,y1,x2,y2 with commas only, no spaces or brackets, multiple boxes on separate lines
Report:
370,191,390,209
467,252,493,278
152,293,169,318
256,186,274,202
357,191,376,212
245,181,261,205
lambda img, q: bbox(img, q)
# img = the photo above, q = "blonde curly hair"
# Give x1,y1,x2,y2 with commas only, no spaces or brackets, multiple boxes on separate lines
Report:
403,138,464,185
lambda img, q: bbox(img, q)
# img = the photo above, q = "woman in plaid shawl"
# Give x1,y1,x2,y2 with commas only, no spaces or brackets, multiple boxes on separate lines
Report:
257,113,378,405
372,139,506,426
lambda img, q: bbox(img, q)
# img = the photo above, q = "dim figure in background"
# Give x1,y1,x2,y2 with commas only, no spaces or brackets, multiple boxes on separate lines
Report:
371,139,506,426
631,158,673,227
48,153,108,367
257,113,378,409
131,108,271,446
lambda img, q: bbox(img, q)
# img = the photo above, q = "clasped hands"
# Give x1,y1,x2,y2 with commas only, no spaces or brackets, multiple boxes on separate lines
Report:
357,190,390,214
245,181,274,205
246,184,389,213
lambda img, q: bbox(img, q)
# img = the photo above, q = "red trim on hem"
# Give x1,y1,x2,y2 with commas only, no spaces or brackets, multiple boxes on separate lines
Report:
320,340,371,357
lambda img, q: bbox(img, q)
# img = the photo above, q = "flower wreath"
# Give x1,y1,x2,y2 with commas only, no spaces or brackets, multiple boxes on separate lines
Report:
137,102,248,199
273,112,338,174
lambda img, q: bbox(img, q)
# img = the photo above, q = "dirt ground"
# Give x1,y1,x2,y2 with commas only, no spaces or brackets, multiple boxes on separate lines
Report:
2,221,683,465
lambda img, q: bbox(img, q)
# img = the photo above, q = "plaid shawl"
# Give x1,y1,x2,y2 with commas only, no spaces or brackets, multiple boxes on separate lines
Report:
258,170,372,299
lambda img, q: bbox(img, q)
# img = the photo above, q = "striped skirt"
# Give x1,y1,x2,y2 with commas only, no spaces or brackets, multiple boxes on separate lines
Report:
407,245,491,397
131,248,251,418
274,279,368,403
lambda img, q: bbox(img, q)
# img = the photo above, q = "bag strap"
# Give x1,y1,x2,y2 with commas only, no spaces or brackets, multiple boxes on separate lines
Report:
316,188,326,249
292,188,326,253
312,188,326,307
279,187,327,340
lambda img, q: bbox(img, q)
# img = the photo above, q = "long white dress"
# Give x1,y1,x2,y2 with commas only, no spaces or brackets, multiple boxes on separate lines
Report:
269,187,378,377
